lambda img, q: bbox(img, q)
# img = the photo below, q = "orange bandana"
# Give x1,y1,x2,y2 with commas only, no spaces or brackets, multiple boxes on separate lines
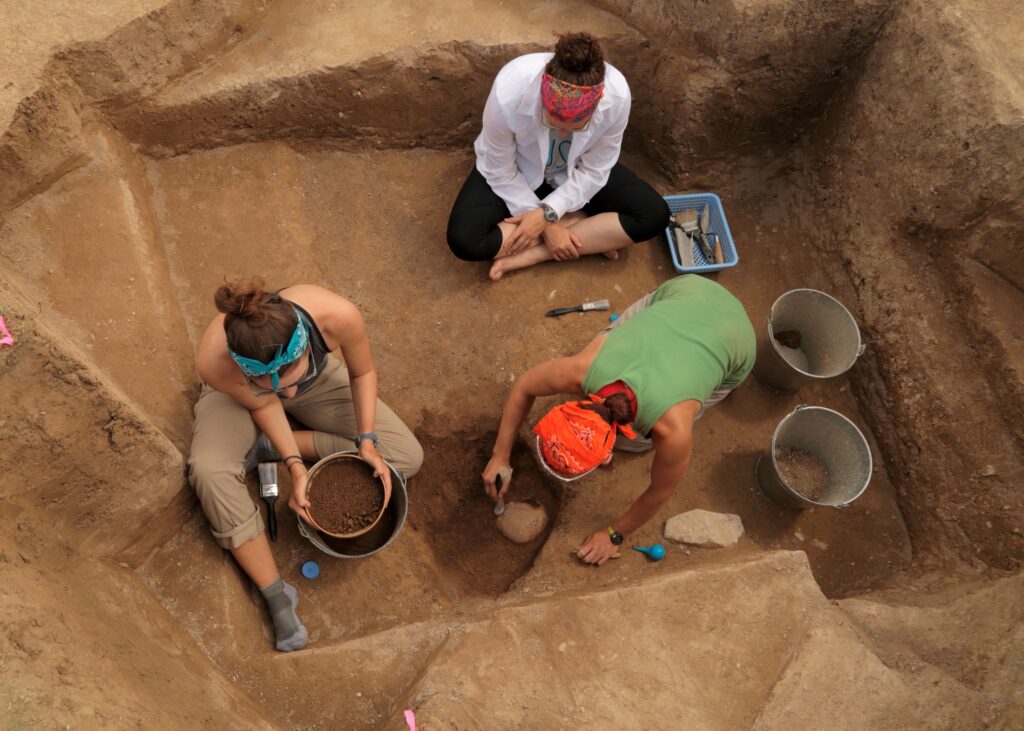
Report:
532,395,637,477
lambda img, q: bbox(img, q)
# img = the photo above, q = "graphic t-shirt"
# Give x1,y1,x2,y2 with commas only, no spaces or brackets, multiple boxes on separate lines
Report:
544,128,574,187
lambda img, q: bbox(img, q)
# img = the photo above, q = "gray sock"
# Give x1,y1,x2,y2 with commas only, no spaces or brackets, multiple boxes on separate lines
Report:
260,578,308,652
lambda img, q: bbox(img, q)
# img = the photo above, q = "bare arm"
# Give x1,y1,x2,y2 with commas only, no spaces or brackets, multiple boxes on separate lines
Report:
197,337,305,466
611,427,692,536
577,402,696,566
484,355,587,498
314,290,393,500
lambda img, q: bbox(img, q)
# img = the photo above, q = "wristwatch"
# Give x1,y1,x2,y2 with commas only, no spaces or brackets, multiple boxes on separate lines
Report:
540,203,558,223
607,526,624,545
355,432,379,449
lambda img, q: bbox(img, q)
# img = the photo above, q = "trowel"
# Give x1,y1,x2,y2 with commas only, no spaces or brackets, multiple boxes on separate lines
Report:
493,466,513,516
695,205,715,261
258,462,279,541
670,222,695,267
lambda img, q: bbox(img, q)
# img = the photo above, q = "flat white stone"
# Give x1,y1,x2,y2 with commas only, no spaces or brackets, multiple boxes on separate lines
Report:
664,509,744,548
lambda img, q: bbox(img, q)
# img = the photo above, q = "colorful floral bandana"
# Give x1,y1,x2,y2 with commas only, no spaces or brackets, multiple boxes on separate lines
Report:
228,308,309,390
532,395,636,478
541,73,604,124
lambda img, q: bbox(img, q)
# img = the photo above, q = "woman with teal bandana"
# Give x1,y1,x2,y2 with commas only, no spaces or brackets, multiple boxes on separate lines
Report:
190,279,424,651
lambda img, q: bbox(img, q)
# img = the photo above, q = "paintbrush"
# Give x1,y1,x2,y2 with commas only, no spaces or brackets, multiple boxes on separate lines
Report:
545,299,610,318
258,462,279,541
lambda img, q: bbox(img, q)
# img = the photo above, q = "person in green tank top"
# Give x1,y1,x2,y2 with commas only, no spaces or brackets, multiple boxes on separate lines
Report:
483,275,755,565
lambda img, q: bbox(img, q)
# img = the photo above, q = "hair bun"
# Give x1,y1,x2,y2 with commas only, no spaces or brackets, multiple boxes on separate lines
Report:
214,277,271,325
554,32,604,74
604,392,632,424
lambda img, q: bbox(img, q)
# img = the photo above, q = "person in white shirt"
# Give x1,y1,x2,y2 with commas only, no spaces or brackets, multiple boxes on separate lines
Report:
447,33,669,280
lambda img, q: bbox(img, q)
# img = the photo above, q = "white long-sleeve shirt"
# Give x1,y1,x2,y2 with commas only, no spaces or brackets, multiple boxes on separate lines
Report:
473,53,631,219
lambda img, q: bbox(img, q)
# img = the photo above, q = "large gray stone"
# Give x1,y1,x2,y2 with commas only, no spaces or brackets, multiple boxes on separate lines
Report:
664,509,744,548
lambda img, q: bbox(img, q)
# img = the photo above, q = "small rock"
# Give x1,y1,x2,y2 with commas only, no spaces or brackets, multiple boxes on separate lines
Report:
558,642,567,653
19,552,31,563
664,509,744,548
980,465,996,477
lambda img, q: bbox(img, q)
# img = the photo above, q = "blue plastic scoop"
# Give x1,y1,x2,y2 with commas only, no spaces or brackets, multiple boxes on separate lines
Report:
633,544,666,561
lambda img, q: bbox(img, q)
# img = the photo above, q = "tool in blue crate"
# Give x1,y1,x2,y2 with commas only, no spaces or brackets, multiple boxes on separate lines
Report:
663,193,739,274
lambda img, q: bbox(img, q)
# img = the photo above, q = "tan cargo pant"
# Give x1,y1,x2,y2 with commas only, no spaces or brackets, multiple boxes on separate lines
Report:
188,357,423,549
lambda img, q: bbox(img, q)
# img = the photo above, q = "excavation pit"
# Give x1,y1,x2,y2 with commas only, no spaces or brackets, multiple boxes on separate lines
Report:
2,1,1022,728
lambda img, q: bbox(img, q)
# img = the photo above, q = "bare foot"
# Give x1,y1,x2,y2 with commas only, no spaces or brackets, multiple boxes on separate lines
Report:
602,249,621,260
489,244,551,281
489,258,512,281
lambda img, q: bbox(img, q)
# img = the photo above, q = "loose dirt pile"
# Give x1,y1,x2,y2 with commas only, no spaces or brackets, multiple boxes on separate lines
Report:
307,458,384,535
776,447,830,502
773,330,802,349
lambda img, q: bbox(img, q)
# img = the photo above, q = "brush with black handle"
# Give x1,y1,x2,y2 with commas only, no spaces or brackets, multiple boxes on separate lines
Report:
545,299,610,318
258,462,279,541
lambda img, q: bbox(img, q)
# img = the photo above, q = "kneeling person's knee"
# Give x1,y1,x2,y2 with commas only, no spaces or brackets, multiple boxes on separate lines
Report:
393,436,424,478
623,195,670,243
447,221,496,262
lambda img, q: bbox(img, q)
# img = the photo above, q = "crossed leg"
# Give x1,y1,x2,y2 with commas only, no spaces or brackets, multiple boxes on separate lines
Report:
489,211,633,280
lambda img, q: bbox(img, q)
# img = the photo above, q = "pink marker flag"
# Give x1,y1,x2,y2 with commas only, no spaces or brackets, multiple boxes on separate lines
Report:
404,709,417,731
0,316,13,347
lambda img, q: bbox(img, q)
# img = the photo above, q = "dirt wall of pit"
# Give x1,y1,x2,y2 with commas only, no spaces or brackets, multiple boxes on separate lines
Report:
782,0,1024,570
1,0,1022,726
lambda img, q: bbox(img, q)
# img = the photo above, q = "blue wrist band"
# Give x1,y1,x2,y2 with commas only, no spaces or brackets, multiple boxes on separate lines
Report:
355,432,379,449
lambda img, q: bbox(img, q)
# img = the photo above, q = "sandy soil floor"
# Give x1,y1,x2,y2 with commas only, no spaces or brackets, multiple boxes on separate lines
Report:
3,1,1021,727
134,140,911,664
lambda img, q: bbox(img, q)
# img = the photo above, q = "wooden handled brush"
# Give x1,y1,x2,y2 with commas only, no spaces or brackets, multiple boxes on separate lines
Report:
258,462,279,541
545,300,610,318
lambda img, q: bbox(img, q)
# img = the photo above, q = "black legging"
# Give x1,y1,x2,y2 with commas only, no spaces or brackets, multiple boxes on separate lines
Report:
446,163,671,262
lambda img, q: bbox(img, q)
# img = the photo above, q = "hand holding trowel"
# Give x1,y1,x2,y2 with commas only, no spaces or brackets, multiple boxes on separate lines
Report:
493,466,513,515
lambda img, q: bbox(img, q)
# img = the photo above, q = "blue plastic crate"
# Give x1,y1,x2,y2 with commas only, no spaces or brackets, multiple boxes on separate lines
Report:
663,193,739,274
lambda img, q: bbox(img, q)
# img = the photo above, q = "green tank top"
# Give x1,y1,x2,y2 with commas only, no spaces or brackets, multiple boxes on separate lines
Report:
583,275,756,434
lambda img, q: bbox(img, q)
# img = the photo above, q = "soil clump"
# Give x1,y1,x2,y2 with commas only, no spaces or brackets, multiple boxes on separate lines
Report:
776,447,830,501
774,330,802,349
307,458,384,535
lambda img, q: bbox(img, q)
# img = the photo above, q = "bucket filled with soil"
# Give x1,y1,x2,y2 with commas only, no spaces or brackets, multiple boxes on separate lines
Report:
753,289,864,393
304,453,387,539
755,405,873,509
298,452,407,559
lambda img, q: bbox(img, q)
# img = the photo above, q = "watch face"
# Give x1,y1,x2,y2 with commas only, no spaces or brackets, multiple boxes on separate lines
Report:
543,206,557,222
610,530,624,545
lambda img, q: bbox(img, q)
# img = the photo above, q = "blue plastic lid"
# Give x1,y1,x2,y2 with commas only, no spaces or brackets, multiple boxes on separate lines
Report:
301,560,320,580
610,313,620,322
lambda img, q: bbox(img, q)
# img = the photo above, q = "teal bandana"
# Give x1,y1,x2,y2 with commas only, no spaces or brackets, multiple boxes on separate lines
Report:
229,309,309,390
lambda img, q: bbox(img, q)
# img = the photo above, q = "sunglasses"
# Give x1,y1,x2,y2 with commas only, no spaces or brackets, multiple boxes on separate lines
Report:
247,349,318,397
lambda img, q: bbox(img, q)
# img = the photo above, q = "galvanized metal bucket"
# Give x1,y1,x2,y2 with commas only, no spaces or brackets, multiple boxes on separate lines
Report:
755,405,873,510
753,289,864,393
297,451,408,559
